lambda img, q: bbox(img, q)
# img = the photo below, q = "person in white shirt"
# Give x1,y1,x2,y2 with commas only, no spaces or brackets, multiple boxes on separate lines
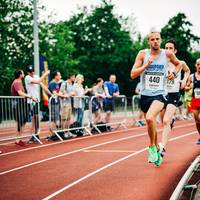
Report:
25,65,51,143
73,74,91,126
159,39,190,157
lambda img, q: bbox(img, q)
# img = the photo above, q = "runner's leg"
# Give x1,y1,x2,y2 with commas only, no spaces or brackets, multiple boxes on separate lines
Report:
162,104,177,148
146,100,164,146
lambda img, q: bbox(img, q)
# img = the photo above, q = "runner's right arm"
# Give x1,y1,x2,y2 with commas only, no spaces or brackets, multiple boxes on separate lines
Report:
130,51,153,79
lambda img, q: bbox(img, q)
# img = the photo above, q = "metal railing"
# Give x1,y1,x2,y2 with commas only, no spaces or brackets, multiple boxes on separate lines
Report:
48,96,92,141
170,155,200,200
0,95,128,142
0,96,41,143
131,95,145,126
89,95,127,133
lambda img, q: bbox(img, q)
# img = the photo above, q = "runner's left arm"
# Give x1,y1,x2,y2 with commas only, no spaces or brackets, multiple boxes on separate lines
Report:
166,51,182,79
181,61,190,89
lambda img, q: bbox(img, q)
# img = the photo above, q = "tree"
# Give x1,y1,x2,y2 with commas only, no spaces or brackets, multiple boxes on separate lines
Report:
66,0,138,95
161,13,200,72
39,22,79,79
0,0,33,95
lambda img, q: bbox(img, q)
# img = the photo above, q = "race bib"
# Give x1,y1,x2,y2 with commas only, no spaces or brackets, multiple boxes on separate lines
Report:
167,79,175,88
145,72,164,90
194,88,200,98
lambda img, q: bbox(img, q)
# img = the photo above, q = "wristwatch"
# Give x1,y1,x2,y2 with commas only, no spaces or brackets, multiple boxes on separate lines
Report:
172,72,177,78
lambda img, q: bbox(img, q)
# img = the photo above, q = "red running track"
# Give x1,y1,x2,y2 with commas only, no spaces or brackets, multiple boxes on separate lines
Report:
0,120,199,200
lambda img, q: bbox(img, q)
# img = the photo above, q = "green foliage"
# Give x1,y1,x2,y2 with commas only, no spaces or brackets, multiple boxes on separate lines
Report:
161,13,200,51
0,0,33,95
161,13,200,72
192,51,200,60
66,0,137,95
2,1,200,97
39,22,79,79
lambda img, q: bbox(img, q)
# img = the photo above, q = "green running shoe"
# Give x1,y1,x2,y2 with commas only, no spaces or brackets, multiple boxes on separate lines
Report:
148,145,158,163
155,150,163,166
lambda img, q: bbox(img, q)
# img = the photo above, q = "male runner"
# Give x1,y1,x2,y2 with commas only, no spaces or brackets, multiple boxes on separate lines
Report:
160,39,190,156
130,31,182,166
186,58,200,144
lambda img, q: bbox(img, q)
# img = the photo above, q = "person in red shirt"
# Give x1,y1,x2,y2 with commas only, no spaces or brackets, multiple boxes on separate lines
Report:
11,69,37,146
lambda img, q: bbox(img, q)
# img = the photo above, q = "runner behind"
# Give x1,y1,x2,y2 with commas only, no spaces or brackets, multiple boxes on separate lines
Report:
160,39,190,156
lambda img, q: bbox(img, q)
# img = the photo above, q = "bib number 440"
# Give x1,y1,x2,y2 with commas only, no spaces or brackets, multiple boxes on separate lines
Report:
149,76,160,83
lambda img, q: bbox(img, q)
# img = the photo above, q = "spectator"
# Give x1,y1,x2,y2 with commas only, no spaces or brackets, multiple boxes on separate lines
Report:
59,73,76,132
11,69,37,146
104,74,119,124
73,74,91,126
92,78,105,123
25,65,51,143
48,71,62,134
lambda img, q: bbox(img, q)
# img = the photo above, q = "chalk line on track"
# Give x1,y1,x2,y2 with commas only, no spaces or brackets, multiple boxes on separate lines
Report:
0,122,194,157
0,126,146,156
0,123,195,175
0,132,147,175
83,150,137,153
42,131,197,200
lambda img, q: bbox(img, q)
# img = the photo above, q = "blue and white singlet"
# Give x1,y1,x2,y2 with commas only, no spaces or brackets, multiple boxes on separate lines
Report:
140,49,168,96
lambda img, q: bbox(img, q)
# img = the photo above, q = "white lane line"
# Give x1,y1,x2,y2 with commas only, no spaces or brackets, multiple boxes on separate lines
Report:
0,123,195,175
42,131,197,200
83,150,137,153
169,132,197,141
0,126,146,156
0,122,194,157
42,148,147,200
0,132,147,175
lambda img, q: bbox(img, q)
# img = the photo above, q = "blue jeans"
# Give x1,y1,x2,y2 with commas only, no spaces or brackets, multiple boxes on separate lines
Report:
75,108,84,126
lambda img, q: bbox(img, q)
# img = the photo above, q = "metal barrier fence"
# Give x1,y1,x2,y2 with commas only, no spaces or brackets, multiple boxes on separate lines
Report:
0,96,41,143
89,95,127,133
0,95,128,142
170,155,200,200
48,95,127,138
132,95,141,115
131,95,144,126
48,96,92,141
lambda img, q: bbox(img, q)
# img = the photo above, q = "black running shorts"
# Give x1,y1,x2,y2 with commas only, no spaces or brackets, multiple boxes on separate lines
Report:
140,94,167,113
